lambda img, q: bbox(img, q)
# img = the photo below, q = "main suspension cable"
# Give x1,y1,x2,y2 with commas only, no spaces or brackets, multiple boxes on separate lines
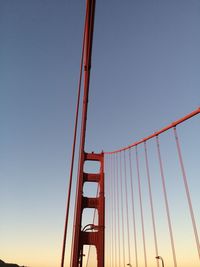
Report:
60,5,87,266
105,107,200,154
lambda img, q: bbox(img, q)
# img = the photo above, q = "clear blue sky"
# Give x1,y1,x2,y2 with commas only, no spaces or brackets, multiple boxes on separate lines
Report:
0,1,200,267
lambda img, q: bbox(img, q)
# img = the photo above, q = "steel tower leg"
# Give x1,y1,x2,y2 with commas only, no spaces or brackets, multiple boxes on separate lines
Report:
71,0,105,266
72,152,105,267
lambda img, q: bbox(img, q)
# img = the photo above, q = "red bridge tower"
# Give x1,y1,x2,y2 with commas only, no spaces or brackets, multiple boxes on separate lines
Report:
71,1,105,266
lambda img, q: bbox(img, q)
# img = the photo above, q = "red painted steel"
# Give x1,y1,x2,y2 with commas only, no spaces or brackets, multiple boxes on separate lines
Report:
174,127,200,260
105,107,200,154
128,149,138,267
156,136,177,267
115,154,121,267
71,1,105,266
135,147,147,267
65,2,200,266
123,151,131,265
60,5,87,267
71,152,104,267
119,153,126,267
144,142,159,267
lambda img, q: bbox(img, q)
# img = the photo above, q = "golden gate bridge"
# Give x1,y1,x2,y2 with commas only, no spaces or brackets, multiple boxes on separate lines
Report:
60,1,200,266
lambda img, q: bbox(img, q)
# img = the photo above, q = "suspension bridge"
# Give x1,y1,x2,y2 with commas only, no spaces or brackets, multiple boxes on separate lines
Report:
59,1,200,267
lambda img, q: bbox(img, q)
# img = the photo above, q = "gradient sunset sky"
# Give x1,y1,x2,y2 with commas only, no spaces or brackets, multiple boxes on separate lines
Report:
1,1,200,267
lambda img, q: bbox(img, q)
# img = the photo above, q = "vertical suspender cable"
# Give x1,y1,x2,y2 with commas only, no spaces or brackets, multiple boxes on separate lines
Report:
116,153,121,267
128,148,138,267
124,150,131,265
104,156,108,267
111,155,114,267
60,4,87,266
156,136,177,267
144,142,159,267
112,154,116,267
107,154,111,266
136,146,147,267
120,152,126,267
114,154,119,267
107,155,111,267
108,155,112,267
112,155,116,266
116,154,120,267
113,154,117,267
174,127,200,260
